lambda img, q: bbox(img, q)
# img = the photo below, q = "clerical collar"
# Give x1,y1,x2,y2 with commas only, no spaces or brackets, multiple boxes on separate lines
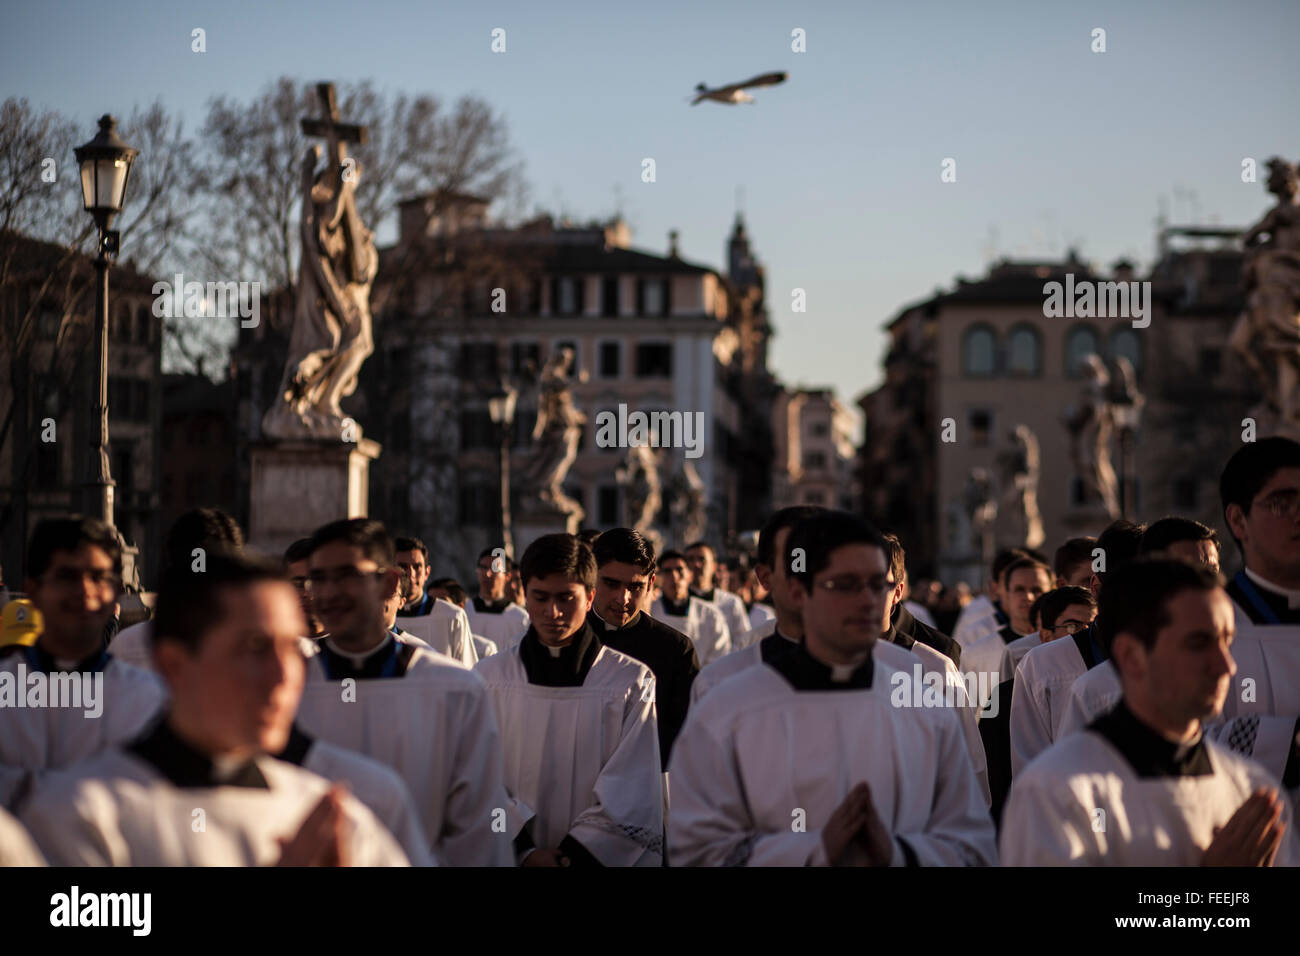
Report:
518,620,602,687
473,595,515,614
767,638,874,691
884,609,916,651
396,592,432,617
128,717,269,790
27,640,111,675
1243,568,1300,610
691,587,716,602
315,633,414,680
593,610,641,633
1088,700,1212,778
660,595,692,617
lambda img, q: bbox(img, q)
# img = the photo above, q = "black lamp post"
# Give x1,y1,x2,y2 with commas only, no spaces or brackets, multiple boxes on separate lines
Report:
487,379,518,560
74,115,138,527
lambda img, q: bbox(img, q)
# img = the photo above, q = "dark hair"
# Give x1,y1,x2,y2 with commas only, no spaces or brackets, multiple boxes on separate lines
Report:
576,529,602,546
657,549,688,569
1220,437,1300,552
429,577,467,606
785,510,888,591
1031,586,1096,630
477,547,514,570
152,551,289,652
309,519,395,569
1094,519,1146,581
1053,537,1097,580
685,541,714,557
881,531,906,583
165,509,243,570
519,534,597,590
1140,517,1219,556
991,548,1031,583
283,538,314,566
26,517,122,581
1002,556,1052,587
394,536,429,561
592,527,656,574
1095,557,1222,652
758,506,823,568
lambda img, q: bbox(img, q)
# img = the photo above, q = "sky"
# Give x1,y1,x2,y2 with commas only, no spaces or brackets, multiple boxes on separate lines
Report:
3,0,1298,432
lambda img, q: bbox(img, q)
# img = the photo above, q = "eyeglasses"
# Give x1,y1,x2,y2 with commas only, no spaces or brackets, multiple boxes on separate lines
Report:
1048,619,1090,635
1253,490,1300,519
305,566,387,590
816,575,895,596
46,567,120,590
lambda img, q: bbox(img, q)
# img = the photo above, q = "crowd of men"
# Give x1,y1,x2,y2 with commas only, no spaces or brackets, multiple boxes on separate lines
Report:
1,436,1298,867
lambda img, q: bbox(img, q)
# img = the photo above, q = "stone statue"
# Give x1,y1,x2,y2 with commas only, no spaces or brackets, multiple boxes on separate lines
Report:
263,84,378,441
667,460,707,546
998,424,1045,549
522,346,586,523
1062,354,1120,518
964,468,997,559
616,442,662,535
1229,157,1300,423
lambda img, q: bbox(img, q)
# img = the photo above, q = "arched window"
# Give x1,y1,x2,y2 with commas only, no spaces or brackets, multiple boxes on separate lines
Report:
115,302,131,340
1064,325,1101,378
1108,327,1142,376
136,305,151,344
1005,324,1042,377
961,325,997,377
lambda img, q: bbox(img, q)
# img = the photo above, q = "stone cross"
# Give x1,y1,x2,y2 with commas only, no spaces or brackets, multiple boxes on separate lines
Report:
300,82,367,174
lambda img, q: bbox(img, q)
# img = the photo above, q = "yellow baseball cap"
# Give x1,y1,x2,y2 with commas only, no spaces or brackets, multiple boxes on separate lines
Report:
0,599,42,647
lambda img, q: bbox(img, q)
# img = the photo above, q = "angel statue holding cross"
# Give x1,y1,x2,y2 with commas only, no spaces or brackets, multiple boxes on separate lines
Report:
263,83,379,441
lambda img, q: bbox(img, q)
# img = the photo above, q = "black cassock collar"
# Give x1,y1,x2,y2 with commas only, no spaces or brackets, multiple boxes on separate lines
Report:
128,717,269,790
691,587,716,602
518,620,602,687
659,595,692,617
767,638,874,692
1088,700,1213,778
472,596,515,614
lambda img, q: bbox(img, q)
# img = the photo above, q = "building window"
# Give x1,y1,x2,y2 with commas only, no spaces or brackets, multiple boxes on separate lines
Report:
459,409,496,450
635,343,672,378
511,342,540,377
1108,327,1142,377
557,278,577,315
643,280,663,316
598,485,620,526
810,422,829,437
134,381,150,422
460,342,498,379
804,490,826,505
136,305,151,344
1005,325,1042,377
602,276,619,317
804,451,827,469
961,325,997,377
35,439,59,486
1173,477,1198,510
969,409,992,447
38,303,60,337
1065,325,1101,378
458,484,495,525
600,342,621,378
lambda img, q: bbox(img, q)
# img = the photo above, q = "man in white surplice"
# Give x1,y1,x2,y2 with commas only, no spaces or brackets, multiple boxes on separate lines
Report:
294,519,511,865
465,548,531,654
22,552,415,866
651,550,731,667
669,511,996,866
686,542,751,649
1003,558,1296,866
475,533,663,866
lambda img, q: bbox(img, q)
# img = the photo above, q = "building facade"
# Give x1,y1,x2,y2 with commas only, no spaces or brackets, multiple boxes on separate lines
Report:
772,388,859,512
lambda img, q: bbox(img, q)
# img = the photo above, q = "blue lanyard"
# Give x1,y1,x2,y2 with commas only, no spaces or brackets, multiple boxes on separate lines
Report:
1233,571,1282,625
316,637,404,681
25,644,111,675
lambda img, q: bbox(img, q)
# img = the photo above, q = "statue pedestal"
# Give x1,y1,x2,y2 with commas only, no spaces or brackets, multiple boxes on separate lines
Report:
248,438,381,559
514,505,583,553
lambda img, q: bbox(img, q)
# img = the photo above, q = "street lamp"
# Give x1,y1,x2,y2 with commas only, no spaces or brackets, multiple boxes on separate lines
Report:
487,378,518,560
74,114,138,527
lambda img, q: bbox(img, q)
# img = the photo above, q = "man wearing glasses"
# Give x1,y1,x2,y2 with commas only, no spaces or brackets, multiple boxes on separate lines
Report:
294,518,511,865
669,510,995,866
999,586,1097,678
464,548,530,654
0,517,164,811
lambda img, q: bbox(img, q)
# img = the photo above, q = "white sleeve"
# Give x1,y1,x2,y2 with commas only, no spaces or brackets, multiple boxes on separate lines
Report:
999,772,1100,866
947,666,992,808
723,597,750,648
0,805,45,866
567,668,664,866
452,608,479,668
1009,660,1056,777
667,713,826,866
1204,714,1299,785
701,607,732,666
1057,683,1094,739
21,781,125,866
893,707,998,866
438,681,513,866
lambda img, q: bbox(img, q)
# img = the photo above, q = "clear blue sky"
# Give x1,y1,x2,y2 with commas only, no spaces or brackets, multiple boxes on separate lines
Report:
4,0,1298,426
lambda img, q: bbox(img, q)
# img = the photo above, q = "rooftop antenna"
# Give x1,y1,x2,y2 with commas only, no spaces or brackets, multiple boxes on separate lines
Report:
735,184,745,221
612,183,625,219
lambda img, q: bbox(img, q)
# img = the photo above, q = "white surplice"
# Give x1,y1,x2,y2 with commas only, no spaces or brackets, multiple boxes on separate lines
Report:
1009,636,1090,775
21,747,414,866
952,595,1000,650
667,645,997,866
294,638,511,865
0,804,44,866
1057,661,1122,738
474,643,663,866
693,588,751,650
0,650,165,810
1001,728,1297,866
651,596,731,667
400,598,479,668
464,599,530,655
